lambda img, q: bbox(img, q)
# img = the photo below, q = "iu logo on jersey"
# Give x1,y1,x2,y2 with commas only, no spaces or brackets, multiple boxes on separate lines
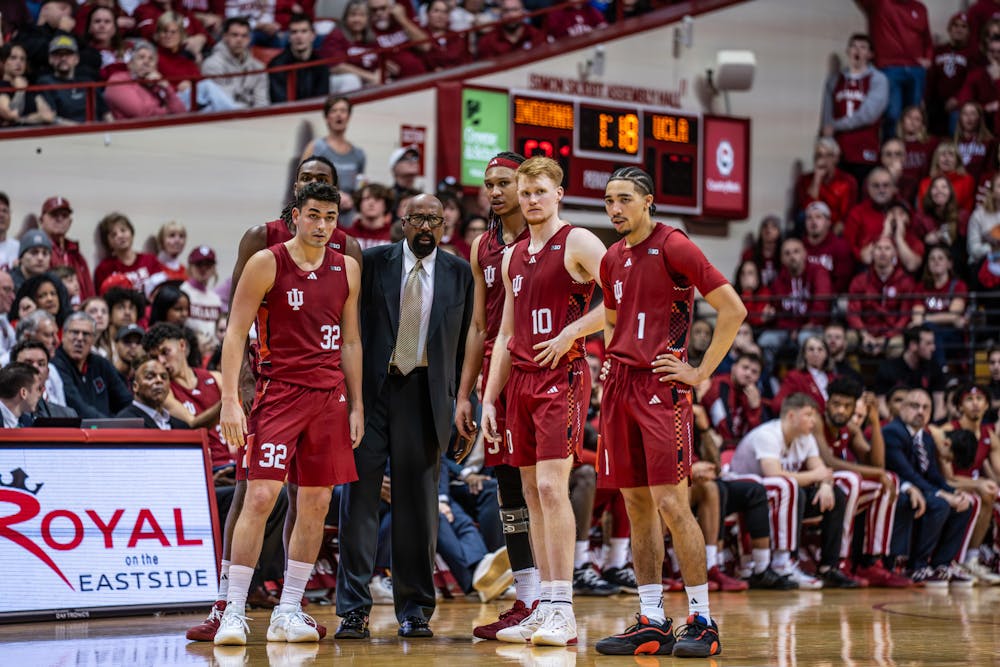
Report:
287,288,304,311
613,279,623,304
512,274,524,297
483,264,497,288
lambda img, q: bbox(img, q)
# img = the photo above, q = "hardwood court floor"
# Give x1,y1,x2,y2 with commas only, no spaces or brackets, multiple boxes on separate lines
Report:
2,587,999,666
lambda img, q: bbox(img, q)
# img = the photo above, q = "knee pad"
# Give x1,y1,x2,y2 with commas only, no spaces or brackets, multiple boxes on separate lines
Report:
501,506,530,534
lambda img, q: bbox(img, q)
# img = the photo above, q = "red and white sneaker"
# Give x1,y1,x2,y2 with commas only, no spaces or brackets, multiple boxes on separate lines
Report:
187,601,226,641
707,566,749,592
854,561,912,588
473,599,535,640
663,577,685,592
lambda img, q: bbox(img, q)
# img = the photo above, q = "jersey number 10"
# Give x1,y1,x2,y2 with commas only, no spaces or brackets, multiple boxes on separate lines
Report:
531,308,553,335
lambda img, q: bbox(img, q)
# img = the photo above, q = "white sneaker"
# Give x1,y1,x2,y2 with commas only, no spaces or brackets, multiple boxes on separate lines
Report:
530,605,577,646
778,562,823,590
961,557,1000,585
370,575,394,605
266,642,319,667
212,645,247,667
496,603,549,643
268,608,321,642
214,609,250,645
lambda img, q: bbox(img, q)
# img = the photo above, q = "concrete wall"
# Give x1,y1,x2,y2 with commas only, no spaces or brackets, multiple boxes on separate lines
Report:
0,0,959,283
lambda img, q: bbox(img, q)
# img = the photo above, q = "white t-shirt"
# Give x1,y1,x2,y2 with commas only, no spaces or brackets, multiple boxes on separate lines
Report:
182,281,223,353
728,419,819,477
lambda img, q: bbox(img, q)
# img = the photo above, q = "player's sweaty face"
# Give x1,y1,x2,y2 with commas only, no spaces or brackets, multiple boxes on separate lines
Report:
517,175,561,225
294,200,339,247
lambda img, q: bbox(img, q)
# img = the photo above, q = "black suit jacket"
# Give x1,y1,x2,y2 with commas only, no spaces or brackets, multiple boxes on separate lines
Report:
360,242,474,448
883,417,953,498
115,404,189,431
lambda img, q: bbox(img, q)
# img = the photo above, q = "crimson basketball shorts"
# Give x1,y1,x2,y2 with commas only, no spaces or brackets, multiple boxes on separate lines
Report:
505,357,590,467
481,354,509,467
597,362,693,489
246,377,358,487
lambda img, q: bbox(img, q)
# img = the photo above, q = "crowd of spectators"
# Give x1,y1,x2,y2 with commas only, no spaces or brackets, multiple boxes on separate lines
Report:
0,0,666,125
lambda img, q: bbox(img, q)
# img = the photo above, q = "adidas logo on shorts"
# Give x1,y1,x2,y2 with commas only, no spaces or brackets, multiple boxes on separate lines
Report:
546,386,559,394
648,395,662,405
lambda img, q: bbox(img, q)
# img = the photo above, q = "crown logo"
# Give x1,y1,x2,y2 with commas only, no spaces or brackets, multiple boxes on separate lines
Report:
0,468,43,495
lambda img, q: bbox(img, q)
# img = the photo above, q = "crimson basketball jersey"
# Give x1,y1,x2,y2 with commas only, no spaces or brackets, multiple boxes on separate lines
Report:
831,72,880,164
825,422,856,463
601,223,727,369
265,218,350,255
479,222,530,358
171,368,229,466
507,225,594,370
256,243,349,389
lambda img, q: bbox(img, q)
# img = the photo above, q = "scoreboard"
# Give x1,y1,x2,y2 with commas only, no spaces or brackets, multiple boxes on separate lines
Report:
451,85,750,220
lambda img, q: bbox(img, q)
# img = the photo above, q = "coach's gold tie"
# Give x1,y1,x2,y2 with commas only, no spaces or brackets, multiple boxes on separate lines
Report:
393,259,423,375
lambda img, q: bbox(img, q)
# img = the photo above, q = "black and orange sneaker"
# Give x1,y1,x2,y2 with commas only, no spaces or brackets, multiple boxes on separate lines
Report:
672,614,721,658
595,614,675,655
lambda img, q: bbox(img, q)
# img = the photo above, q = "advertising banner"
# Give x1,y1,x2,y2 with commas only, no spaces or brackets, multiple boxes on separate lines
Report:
460,88,510,187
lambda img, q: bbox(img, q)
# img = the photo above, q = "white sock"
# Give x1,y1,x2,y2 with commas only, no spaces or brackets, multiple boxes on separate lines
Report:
752,549,771,575
964,552,980,565
705,545,718,569
226,564,254,613
637,583,665,624
685,583,710,623
550,579,573,606
574,541,590,569
607,538,630,569
513,567,540,605
771,550,791,571
218,560,231,601
277,559,313,613
539,580,553,610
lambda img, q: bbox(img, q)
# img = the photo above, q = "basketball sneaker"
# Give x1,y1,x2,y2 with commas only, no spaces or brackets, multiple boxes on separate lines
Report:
910,565,948,588
187,600,226,641
530,605,577,646
595,614,675,655
213,609,251,646
573,563,620,596
267,607,321,642
946,563,974,588
602,566,639,594
747,567,798,590
672,614,721,658
707,566,748,592
473,600,535,640
777,562,823,590
854,561,912,588
960,557,1000,585
496,603,549,643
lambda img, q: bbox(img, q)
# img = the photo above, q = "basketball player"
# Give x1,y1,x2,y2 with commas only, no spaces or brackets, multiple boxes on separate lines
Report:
215,181,363,645
186,156,358,641
481,156,607,647
594,167,744,658
454,152,539,639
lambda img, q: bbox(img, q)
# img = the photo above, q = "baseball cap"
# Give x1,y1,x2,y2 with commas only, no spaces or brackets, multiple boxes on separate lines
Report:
388,145,420,171
99,272,134,296
804,201,831,218
19,230,53,257
41,196,72,215
48,35,78,54
116,323,145,342
188,245,216,264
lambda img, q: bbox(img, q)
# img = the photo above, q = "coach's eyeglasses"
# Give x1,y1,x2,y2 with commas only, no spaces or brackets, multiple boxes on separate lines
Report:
403,214,445,229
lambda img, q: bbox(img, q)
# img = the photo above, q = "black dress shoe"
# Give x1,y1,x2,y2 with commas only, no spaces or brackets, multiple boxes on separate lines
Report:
398,616,433,638
335,610,370,639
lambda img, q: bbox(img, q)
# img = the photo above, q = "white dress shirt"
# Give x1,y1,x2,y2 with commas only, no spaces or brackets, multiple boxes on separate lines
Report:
131,400,173,430
0,401,20,428
399,241,437,363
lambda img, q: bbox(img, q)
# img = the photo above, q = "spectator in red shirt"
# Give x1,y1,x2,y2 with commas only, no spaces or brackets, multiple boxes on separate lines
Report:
757,237,832,371
968,0,1000,54
927,12,972,136
135,0,209,55
476,0,549,58
847,236,917,357
319,0,381,91
896,105,938,187
346,182,394,250
913,176,969,267
154,12,238,112
821,33,889,186
699,352,763,450
422,0,470,72
733,259,772,331
103,39,188,120
912,244,968,367
793,137,859,233
955,102,997,184
740,214,782,288
956,36,1000,130
802,201,854,293
917,141,977,214
546,0,606,39
879,138,918,205
856,0,932,139
774,335,835,414
368,0,428,80
844,167,911,265
38,196,94,300
94,212,165,296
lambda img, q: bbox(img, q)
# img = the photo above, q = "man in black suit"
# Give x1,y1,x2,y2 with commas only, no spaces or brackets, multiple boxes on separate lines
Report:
116,357,188,430
11,340,78,425
883,388,979,587
336,193,474,639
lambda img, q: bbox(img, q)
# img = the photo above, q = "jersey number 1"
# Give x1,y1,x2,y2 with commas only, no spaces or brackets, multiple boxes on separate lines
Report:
636,312,646,340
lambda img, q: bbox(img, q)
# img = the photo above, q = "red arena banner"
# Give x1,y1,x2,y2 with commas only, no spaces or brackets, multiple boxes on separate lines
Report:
0,429,220,622
701,115,751,220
